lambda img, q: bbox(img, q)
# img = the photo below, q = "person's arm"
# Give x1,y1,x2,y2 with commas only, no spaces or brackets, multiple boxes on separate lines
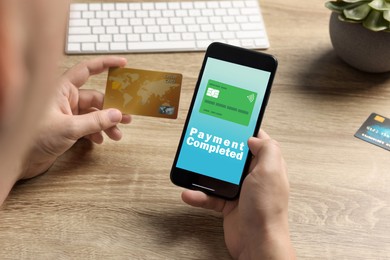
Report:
182,130,295,259
0,57,131,205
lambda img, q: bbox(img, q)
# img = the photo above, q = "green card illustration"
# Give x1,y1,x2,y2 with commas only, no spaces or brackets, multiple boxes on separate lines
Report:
199,79,257,126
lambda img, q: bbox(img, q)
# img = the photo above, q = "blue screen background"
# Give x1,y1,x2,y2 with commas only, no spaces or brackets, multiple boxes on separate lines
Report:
176,57,271,184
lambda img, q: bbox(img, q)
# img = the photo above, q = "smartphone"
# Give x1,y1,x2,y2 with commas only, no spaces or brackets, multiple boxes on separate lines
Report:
170,42,278,200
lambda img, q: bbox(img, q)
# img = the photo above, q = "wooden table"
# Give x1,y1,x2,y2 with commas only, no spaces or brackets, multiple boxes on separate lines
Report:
1,0,390,259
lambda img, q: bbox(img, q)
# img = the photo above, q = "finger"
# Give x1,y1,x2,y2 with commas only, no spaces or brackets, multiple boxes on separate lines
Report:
103,125,123,141
79,89,105,110
78,101,132,126
181,190,226,213
67,109,123,140
62,56,127,88
121,114,132,124
85,132,104,144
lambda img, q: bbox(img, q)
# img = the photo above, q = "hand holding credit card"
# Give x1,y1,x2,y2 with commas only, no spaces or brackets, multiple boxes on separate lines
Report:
104,67,182,119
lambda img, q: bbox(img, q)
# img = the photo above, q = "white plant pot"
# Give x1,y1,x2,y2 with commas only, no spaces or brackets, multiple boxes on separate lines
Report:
329,12,390,73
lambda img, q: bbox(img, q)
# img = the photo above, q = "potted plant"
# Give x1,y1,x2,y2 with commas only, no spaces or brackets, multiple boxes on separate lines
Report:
325,0,390,73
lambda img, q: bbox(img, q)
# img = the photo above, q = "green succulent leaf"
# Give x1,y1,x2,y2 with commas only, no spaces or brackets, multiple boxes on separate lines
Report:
343,0,370,3
344,3,371,20
384,10,390,21
338,13,362,22
326,1,369,12
363,9,390,30
368,0,390,11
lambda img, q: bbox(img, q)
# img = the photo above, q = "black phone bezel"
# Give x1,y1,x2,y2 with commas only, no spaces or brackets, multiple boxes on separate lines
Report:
170,42,278,200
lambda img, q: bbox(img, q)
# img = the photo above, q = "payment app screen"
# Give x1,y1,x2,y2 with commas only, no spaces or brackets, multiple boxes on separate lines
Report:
177,57,271,184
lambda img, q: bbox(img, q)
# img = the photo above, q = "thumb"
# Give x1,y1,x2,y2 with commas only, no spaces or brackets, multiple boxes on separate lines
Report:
247,137,267,172
248,137,263,157
69,109,122,140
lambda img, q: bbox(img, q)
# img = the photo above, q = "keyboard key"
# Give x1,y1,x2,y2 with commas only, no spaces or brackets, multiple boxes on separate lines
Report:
143,18,156,25
123,11,135,18
129,3,141,10
69,27,91,35
236,31,264,39
161,25,173,33
92,27,105,34
128,41,196,51
130,18,142,26
233,1,245,8
188,25,200,32
207,1,219,8
68,35,98,43
181,2,193,9
155,2,168,9
69,11,81,19
69,19,88,27
109,11,122,18
155,33,168,41
82,43,95,51
96,43,109,51
67,43,81,52
106,26,119,34
241,23,264,31
142,3,154,10
168,2,180,9
100,34,112,42
194,2,206,9
182,33,195,40
214,24,227,31
183,17,196,24
196,40,213,48
89,3,102,11
227,24,240,31
110,42,127,50
169,33,181,41
117,18,129,26
89,19,102,26
141,34,154,41
120,26,133,33
96,11,108,18
196,32,208,40
209,32,222,40
115,3,128,10
215,9,227,16
201,24,213,32
147,25,159,33
71,4,88,11
127,34,140,42
82,11,94,19
150,10,162,17
103,3,115,11
133,26,146,33
114,34,126,42
103,19,115,26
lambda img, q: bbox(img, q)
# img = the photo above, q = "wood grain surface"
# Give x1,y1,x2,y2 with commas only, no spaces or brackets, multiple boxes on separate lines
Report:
1,0,390,259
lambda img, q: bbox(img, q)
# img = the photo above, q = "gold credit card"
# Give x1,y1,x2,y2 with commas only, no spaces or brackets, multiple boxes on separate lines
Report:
104,67,182,119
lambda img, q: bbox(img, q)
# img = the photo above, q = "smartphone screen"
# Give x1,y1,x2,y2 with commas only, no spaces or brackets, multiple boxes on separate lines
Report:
171,43,277,199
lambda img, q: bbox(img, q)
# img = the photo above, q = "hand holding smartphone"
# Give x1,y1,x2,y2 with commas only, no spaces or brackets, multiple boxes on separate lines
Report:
170,42,278,200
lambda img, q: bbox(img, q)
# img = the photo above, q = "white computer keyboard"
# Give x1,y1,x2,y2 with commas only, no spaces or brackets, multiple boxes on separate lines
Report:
66,1,269,54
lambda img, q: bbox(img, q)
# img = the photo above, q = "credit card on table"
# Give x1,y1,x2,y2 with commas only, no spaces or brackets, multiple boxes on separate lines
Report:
104,67,182,119
354,113,390,151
